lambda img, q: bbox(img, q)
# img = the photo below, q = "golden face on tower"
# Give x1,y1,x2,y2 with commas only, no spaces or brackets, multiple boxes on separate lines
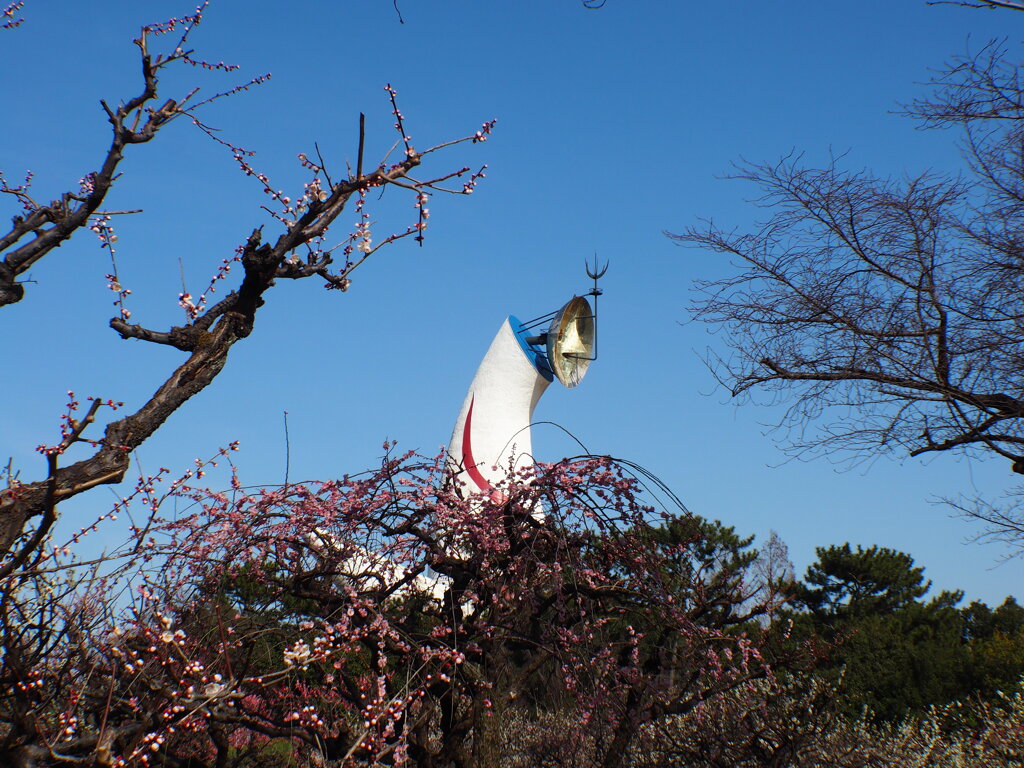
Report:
546,296,595,388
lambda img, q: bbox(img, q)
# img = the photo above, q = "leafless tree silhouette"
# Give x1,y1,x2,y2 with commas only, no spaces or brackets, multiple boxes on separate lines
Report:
675,39,1024,551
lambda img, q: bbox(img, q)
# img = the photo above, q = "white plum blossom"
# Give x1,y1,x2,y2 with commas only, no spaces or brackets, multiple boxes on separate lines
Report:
283,639,311,668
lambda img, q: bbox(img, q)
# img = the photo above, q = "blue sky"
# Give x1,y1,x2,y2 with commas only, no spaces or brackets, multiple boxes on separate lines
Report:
3,0,1022,604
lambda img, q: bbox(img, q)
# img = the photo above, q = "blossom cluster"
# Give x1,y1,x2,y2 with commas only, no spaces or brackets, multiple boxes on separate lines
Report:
1,1,24,30
0,168,35,211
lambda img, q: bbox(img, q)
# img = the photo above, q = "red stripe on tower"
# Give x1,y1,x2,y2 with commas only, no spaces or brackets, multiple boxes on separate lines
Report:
461,395,493,492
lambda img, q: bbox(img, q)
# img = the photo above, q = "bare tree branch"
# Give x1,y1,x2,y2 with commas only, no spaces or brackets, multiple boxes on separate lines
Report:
675,42,1024,549
928,0,1024,10
0,32,186,307
0,16,490,566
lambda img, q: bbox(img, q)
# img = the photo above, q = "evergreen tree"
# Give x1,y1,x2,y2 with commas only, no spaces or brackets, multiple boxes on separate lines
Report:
963,597,1024,696
789,544,967,720
793,544,933,619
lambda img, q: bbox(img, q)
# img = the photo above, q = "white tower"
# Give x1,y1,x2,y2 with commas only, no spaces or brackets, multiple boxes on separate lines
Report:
447,293,599,494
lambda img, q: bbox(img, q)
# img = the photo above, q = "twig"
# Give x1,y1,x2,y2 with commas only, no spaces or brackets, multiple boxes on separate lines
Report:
283,410,291,490
357,113,365,179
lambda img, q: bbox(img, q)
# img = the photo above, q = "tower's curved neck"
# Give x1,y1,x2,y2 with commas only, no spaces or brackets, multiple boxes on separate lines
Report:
447,317,552,492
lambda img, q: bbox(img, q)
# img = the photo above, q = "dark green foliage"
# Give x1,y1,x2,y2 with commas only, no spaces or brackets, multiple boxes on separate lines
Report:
793,544,935,619
789,544,968,720
962,597,1024,697
638,515,760,623
787,543,1024,721
963,596,1024,643
825,600,967,720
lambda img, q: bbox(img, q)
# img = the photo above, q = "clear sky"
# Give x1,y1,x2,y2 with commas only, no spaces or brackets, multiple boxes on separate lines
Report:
3,0,1022,605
